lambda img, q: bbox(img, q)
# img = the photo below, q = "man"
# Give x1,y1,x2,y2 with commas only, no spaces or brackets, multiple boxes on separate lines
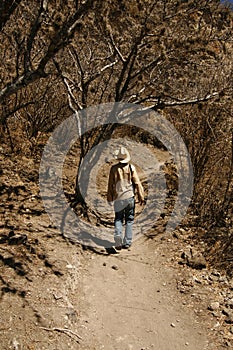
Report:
107,146,144,250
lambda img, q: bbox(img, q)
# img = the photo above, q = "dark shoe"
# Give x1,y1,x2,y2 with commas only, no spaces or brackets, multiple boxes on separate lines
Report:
115,236,122,250
122,244,131,249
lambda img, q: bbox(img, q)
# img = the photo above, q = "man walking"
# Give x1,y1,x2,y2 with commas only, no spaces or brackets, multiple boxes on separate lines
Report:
107,146,144,250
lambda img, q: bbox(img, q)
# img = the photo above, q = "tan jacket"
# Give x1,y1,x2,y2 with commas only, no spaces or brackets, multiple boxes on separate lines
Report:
107,162,144,202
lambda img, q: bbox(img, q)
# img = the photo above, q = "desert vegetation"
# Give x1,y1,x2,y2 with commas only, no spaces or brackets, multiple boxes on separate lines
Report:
0,0,232,273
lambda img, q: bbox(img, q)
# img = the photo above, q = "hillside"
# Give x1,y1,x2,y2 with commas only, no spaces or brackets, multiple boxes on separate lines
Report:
0,1,233,349
1,139,233,349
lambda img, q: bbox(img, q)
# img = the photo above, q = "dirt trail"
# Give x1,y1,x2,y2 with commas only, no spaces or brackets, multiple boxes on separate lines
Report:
77,237,209,350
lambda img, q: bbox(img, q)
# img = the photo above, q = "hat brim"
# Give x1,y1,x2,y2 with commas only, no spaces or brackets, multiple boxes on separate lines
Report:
114,148,131,163
119,155,130,163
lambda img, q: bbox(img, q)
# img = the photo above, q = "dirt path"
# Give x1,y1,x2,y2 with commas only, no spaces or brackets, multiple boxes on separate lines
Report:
77,237,209,350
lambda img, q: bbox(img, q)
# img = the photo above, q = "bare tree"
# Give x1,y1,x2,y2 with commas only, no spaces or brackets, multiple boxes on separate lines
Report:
53,0,232,208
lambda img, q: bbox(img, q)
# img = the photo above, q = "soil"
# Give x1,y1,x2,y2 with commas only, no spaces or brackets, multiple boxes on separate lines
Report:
0,139,233,349
77,238,209,350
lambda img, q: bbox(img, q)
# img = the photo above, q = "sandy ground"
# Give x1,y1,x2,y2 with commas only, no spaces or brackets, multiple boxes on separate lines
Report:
77,237,209,350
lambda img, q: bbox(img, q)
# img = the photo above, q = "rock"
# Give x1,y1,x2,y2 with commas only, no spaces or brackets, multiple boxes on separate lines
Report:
229,279,233,290
225,312,233,324
44,258,66,276
226,298,233,309
219,276,229,285
222,308,231,316
222,308,233,324
171,323,176,328
224,340,232,347
178,227,187,235
187,255,207,270
8,233,27,245
208,302,220,311
209,272,221,282
193,276,202,284
211,270,221,278
181,248,207,269
173,231,181,239
212,311,221,318
180,249,192,262
66,264,75,269
111,265,119,270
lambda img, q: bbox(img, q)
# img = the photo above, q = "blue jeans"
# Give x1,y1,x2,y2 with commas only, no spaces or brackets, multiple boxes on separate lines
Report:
114,197,135,246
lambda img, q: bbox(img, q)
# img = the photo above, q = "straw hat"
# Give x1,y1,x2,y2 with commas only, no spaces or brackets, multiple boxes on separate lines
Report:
114,146,131,163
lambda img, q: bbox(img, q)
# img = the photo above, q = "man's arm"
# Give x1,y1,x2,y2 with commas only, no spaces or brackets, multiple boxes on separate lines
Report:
132,166,144,205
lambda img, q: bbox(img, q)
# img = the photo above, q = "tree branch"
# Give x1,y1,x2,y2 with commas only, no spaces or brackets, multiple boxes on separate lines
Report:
127,91,220,111
109,31,125,63
0,0,97,104
24,0,46,72
40,327,82,343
